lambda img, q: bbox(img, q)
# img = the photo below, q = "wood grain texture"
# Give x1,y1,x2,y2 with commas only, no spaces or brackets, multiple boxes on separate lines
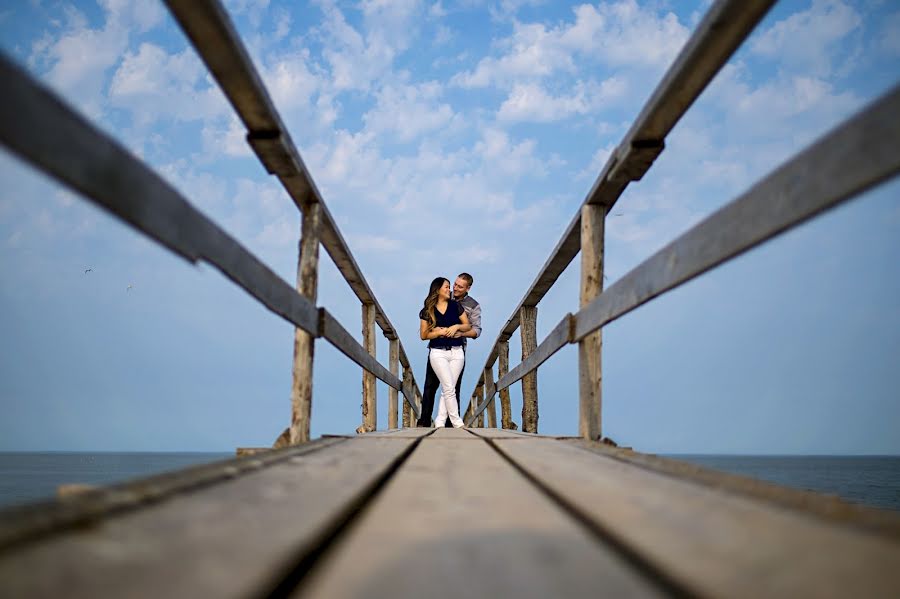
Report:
291,201,321,444
484,367,497,428
495,438,900,599
579,203,603,441
496,341,515,430
388,339,399,429
474,385,485,428
519,306,539,433
294,437,665,599
362,303,377,432
0,437,418,599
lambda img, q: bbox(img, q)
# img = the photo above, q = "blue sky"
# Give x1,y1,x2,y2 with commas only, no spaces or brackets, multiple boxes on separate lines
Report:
0,0,898,453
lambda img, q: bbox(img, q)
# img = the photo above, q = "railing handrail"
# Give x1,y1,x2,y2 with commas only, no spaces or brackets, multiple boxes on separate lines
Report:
0,3,424,434
465,85,900,426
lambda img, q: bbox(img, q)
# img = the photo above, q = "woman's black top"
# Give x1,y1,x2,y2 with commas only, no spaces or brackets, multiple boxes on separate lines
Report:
420,300,465,349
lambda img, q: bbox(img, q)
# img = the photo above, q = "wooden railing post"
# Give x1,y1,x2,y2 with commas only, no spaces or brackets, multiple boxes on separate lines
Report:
579,204,604,440
474,384,485,428
497,340,516,430
289,202,321,445
415,387,424,426
401,368,412,428
388,338,399,429
362,303,377,432
520,306,539,433
484,367,497,428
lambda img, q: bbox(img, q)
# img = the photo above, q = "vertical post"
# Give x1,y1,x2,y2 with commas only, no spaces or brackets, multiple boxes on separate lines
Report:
402,368,412,428
415,387,424,426
290,202,321,445
388,338,399,429
474,384,485,428
464,396,474,422
484,367,497,428
497,340,516,430
362,303,377,432
579,203,604,440
520,305,539,433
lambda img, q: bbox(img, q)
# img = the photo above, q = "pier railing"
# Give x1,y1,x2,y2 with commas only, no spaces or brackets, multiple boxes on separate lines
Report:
0,0,425,445
462,0,900,437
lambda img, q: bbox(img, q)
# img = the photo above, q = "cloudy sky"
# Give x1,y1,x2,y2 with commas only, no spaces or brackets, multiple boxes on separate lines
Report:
0,0,898,453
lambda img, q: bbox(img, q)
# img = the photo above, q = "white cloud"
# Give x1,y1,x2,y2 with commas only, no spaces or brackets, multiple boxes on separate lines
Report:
497,78,626,122
878,11,900,56
750,0,862,77
452,1,688,89
349,234,402,252
362,81,458,142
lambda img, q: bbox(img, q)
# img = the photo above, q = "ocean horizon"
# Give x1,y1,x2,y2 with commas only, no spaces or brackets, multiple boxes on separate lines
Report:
1,450,898,512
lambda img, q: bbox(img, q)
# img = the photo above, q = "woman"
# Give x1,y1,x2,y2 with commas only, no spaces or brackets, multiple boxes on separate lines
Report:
420,277,471,428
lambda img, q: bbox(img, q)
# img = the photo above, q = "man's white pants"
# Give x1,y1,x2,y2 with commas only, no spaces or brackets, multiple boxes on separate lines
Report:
428,346,465,428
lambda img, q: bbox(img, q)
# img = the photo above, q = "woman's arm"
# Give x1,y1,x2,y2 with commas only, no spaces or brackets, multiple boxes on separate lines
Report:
445,311,471,337
420,319,448,340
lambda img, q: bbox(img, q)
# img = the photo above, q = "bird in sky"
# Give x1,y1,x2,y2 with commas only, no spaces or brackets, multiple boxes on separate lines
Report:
84,268,92,274
126,284,134,292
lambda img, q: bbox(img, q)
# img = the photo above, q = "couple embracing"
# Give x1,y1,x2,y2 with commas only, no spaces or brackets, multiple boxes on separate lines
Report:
417,273,481,428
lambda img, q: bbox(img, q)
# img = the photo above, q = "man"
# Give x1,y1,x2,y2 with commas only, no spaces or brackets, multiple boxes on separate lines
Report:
417,273,482,427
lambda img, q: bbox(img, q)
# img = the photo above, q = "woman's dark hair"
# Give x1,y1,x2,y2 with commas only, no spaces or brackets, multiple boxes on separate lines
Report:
422,277,449,330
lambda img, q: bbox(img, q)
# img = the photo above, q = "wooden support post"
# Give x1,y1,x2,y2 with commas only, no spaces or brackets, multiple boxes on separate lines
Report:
415,387,424,426
484,367,497,428
497,340,516,430
579,203,604,440
474,385,485,428
401,368,412,428
388,338,399,429
520,305,539,433
289,202,321,445
362,303,377,432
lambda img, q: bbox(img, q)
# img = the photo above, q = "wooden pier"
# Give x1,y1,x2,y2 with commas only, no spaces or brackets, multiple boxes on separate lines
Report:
2,0,900,596
1,428,900,597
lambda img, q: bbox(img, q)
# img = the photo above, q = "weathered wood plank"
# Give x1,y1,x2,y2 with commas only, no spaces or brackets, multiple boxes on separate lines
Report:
294,438,666,598
574,85,900,342
317,309,400,390
0,53,320,337
495,438,900,599
291,201,321,444
484,367,497,428
401,367,421,421
474,384,485,428
0,437,421,599
362,303,377,432
579,203,603,441
496,341,515,430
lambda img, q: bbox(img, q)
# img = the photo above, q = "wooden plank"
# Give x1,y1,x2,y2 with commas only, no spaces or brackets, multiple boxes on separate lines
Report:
494,438,900,599
474,384,485,428
498,314,572,392
291,201,321,444
574,86,900,342
567,439,900,538
358,428,433,439
362,303,377,432
579,203,603,441
0,437,422,599
295,438,666,598
400,367,421,421
466,428,543,439
0,53,319,338
317,309,400,390
388,339,399,429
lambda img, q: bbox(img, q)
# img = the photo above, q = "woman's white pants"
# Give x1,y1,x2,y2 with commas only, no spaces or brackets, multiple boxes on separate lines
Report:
428,346,466,428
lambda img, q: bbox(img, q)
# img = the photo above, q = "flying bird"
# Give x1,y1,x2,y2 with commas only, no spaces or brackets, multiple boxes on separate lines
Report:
126,284,133,292
84,268,92,274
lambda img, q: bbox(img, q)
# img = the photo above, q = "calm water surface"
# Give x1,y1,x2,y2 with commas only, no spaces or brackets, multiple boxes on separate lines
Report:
0,452,898,512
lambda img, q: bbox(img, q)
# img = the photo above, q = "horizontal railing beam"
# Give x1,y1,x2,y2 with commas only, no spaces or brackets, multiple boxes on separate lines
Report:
164,0,402,341
469,86,900,417
468,0,775,399
319,309,401,390
0,53,320,337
